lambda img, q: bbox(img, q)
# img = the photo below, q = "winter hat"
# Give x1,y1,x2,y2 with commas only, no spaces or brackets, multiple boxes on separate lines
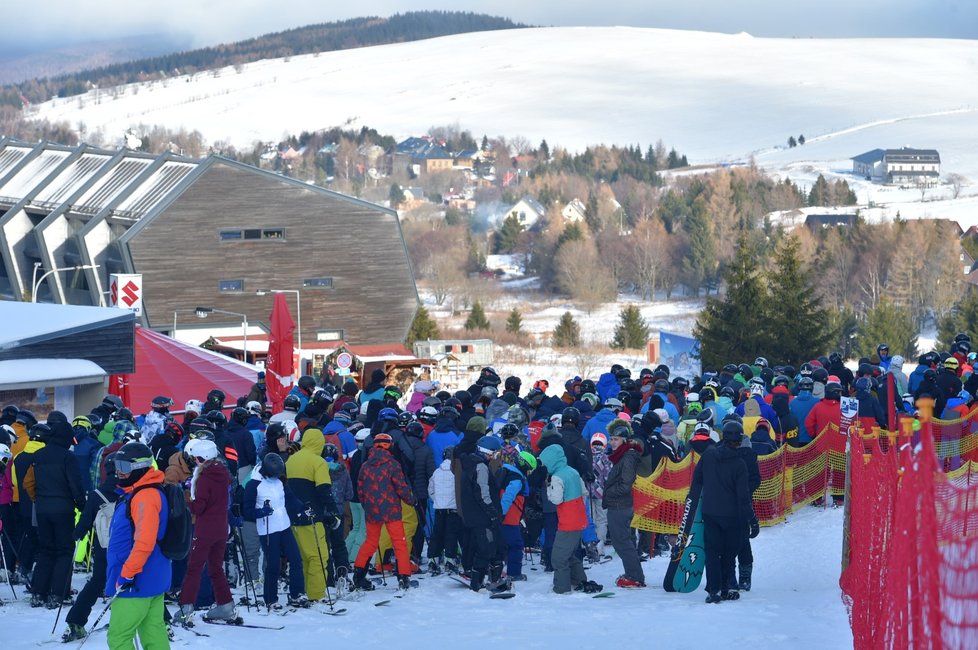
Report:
370,369,387,384
415,379,434,393
354,426,371,442
465,416,487,436
891,355,905,370
477,435,503,456
607,418,632,440
618,411,632,422
590,432,608,447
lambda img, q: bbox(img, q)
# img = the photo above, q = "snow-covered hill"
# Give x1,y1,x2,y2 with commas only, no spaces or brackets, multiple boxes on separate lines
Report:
28,26,978,221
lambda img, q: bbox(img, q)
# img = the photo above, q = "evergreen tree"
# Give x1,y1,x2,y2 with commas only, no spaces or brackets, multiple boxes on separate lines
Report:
389,183,406,208
506,308,523,334
798,134,806,145
405,305,440,345
808,174,830,207
585,191,601,234
493,214,524,253
464,299,491,331
611,304,650,349
667,148,682,169
552,311,582,348
788,136,797,148
854,300,918,360
481,134,489,151
681,196,716,295
539,139,550,160
937,288,978,351
557,222,585,247
765,235,835,365
692,235,769,369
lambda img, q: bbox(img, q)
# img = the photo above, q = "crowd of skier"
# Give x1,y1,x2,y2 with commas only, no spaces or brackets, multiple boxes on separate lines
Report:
0,333,974,648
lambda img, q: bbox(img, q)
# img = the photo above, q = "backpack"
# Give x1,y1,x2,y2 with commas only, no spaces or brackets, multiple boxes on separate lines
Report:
93,489,115,548
127,482,193,561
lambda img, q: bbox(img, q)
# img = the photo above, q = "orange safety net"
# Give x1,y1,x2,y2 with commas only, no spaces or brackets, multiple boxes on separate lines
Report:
840,416,978,650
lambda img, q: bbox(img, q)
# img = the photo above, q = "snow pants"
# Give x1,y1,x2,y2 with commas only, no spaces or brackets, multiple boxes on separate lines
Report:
355,520,411,577
551,529,586,594
240,520,261,583
180,535,232,607
345,502,366,560
107,594,170,650
259,528,303,605
66,543,106,626
326,518,350,584
590,498,608,547
541,512,558,570
703,514,741,595
379,501,417,562
411,503,427,562
32,510,75,600
501,524,524,578
293,522,329,600
427,509,463,560
608,507,644,583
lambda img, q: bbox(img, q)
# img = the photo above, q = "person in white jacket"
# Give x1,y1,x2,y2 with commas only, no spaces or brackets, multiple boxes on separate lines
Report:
244,452,310,610
426,446,463,575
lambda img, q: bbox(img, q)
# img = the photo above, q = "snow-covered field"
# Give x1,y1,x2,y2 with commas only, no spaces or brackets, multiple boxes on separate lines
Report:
3,507,850,649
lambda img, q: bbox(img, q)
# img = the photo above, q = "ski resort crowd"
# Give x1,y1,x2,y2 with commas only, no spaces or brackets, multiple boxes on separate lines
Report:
0,334,974,648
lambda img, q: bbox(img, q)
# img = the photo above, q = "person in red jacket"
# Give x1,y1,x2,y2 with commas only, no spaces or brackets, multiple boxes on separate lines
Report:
805,380,843,440
351,433,415,591
174,439,236,627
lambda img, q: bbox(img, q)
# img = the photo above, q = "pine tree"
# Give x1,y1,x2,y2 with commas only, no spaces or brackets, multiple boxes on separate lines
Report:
585,191,601,234
481,134,489,151
389,183,406,208
464,299,491,331
765,235,836,365
937,288,978,351
611,304,650,349
506,308,523,334
855,300,919,360
539,139,550,161
692,235,769,369
798,134,806,145
493,214,524,253
788,136,797,148
808,174,829,207
405,305,439,346
552,311,581,348
681,196,716,295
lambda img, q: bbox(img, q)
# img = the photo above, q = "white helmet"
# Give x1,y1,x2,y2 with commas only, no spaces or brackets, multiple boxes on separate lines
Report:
185,399,204,415
283,420,301,443
245,401,263,417
0,443,11,462
549,413,563,427
0,424,15,444
184,439,219,462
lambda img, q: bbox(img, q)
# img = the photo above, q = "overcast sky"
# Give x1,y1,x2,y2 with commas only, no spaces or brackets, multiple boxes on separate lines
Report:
5,0,975,53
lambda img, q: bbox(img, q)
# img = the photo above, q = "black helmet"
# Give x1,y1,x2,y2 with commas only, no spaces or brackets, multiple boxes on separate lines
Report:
206,389,226,404
504,376,522,392
188,417,215,439
854,377,872,393
721,420,744,443
773,375,789,388
260,452,286,479
397,411,416,427
102,452,118,477
696,409,715,426
614,367,632,380
231,407,250,426
438,406,460,421
798,377,815,391
297,376,316,392
405,422,425,439
2,405,19,420
454,390,472,408
580,379,596,395
620,378,637,392
322,442,340,461
923,368,938,382
722,364,737,375
102,395,124,412
283,394,302,411
720,385,735,398
29,422,52,441
422,395,443,408
799,363,814,377
672,377,690,391
113,408,134,422
829,352,842,365
265,422,287,441
164,421,184,442
115,442,154,488
205,409,227,428
654,379,670,393
151,395,173,410
737,364,754,380
499,423,520,439
445,397,463,412
812,367,829,383
561,407,581,426
479,367,501,387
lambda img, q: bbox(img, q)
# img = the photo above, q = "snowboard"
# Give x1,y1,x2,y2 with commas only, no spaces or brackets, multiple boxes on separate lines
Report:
662,490,706,593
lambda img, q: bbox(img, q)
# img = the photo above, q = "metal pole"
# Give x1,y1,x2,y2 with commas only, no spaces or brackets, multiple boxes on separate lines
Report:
173,311,177,338
242,318,248,364
295,292,302,376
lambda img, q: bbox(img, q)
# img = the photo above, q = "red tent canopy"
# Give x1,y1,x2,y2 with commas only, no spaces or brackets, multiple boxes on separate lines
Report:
117,327,258,413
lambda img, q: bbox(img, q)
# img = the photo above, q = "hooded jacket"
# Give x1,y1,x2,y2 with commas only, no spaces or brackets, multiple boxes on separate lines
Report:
327,460,354,512
358,446,414,524
539,445,588,531
426,418,462,467
189,458,230,540
805,395,841,439
458,450,500,528
428,459,457,510
498,463,528,526
105,467,170,598
32,419,86,515
689,443,751,522
285,427,338,524
602,440,642,510
789,390,820,445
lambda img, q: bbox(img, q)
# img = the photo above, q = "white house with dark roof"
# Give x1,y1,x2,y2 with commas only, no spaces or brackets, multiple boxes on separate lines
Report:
504,195,547,229
561,198,587,224
851,147,940,185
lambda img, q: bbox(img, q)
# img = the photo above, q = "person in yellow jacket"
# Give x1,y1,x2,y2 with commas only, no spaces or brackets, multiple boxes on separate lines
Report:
285,428,341,601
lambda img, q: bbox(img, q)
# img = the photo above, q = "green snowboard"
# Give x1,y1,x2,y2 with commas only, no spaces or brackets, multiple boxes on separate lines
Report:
662,490,705,593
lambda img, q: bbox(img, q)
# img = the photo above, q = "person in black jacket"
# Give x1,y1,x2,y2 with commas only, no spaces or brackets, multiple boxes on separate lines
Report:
62,455,119,641
732,429,761,592
149,421,183,470
601,419,646,588
458,435,505,591
688,420,752,603
400,422,435,565
30,411,86,608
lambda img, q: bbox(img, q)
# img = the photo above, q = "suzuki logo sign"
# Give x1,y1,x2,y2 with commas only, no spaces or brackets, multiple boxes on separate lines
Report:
110,274,143,316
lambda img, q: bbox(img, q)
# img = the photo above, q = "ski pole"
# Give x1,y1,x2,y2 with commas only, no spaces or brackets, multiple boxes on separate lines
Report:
233,527,255,612
0,534,16,600
307,510,338,612
51,539,81,635
2,527,32,592
77,593,117,650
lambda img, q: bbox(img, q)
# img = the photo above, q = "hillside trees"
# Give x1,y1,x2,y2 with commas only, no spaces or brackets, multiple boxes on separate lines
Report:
611,305,650,349
552,312,582,348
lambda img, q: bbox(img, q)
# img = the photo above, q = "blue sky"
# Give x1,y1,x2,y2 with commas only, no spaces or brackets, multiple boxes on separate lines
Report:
5,0,975,53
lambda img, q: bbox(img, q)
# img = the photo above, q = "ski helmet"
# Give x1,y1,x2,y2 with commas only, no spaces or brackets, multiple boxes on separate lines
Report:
259,452,285,479
476,435,502,456
204,409,227,428
499,423,520,439
245,401,264,417
373,433,393,450
297,376,316,392
102,395,124,412
397,411,416,427
113,408,134,422
405,422,425,439
206,389,226,405
184,439,219,463
151,395,174,410
378,408,399,423
517,451,538,473
231,407,250,426
115,442,154,488
322,442,340,461
283,394,302,411
184,399,204,415
562,407,581,426
721,421,744,443
72,415,93,431
418,405,439,424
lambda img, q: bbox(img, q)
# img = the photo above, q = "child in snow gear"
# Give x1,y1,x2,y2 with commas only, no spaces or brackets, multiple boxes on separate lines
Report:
175,439,236,626
243,453,308,610
427,446,463,575
498,451,535,581
353,432,415,591
323,443,353,583
588,433,612,556
105,442,172,649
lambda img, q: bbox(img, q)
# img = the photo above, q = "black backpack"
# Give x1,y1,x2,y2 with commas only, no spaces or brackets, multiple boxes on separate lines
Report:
127,482,193,561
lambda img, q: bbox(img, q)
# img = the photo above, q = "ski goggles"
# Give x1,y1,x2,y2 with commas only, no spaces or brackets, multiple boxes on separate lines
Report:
115,456,154,475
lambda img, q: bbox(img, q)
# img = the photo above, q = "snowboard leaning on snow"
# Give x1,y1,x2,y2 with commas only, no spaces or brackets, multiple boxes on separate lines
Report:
663,490,706,593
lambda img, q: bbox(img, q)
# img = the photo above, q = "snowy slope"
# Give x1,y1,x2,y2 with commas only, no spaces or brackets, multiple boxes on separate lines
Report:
3,506,850,648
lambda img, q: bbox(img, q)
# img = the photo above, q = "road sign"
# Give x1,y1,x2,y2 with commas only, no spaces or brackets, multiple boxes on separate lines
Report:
336,352,353,369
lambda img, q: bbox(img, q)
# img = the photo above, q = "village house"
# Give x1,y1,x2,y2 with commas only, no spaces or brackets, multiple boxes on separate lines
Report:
851,147,941,185
561,198,587,223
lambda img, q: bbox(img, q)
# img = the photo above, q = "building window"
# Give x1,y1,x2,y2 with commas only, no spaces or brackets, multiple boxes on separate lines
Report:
243,229,262,240
303,277,333,289
219,279,244,293
316,329,344,341
460,345,471,353
263,229,285,239
220,230,242,240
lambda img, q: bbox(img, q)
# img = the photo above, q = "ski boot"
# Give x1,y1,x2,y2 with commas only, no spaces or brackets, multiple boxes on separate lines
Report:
705,592,723,604
615,575,646,589
166,625,175,641
173,603,195,627
397,575,412,591
575,580,604,594
468,570,486,592
204,601,239,623
427,559,442,576
352,566,374,591
62,624,87,642
738,564,753,592
721,590,740,601
46,595,62,609
30,593,45,608
443,559,457,575
287,595,312,608
585,541,601,563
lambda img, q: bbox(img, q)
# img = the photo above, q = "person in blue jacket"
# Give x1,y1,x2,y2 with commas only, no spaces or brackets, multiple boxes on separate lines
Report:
908,353,933,394
426,407,463,467
595,370,622,404
788,377,819,446
582,398,623,442
641,380,680,424
71,415,103,493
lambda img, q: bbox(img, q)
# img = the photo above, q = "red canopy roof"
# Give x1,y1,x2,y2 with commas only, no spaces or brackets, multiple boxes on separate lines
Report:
122,327,258,411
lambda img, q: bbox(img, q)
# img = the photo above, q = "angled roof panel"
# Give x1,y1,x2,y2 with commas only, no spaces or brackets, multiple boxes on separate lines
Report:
32,152,115,209
0,148,72,202
112,161,197,219
72,156,154,214
0,143,34,180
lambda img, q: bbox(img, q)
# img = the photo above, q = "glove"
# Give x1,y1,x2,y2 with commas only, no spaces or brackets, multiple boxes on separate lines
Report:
257,504,274,518
749,516,760,539
117,576,136,592
229,514,243,529
325,513,342,531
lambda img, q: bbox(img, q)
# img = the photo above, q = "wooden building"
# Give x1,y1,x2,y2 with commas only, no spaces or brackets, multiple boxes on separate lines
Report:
0,137,419,346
